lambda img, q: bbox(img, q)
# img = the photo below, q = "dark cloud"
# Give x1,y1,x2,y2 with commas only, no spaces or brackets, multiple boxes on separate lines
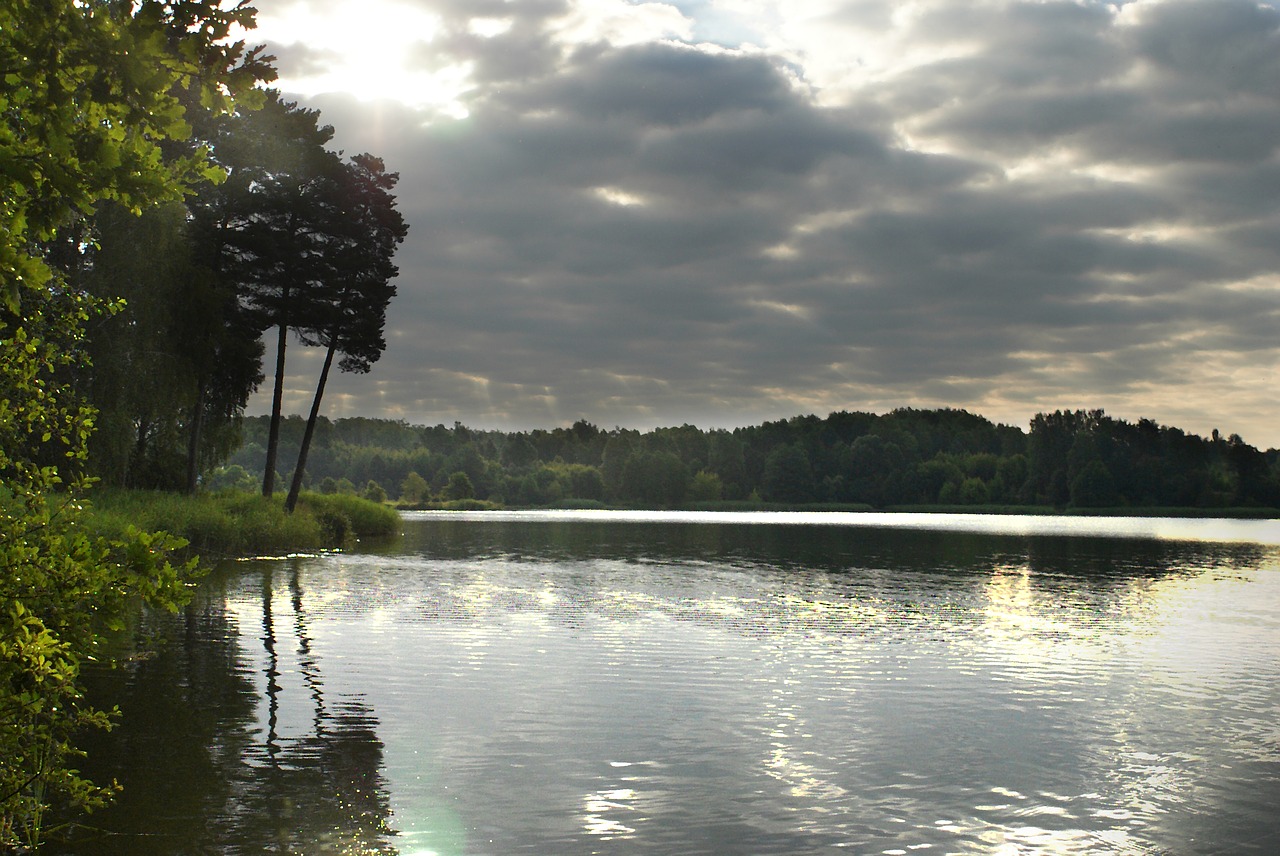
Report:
528,43,798,125
1133,0,1280,97
428,0,570,86
248,0,1280,445
636,106,884,191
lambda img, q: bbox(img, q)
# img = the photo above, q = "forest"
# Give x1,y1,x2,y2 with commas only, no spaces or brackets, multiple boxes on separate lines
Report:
74,90,408,509
222,408,1280,511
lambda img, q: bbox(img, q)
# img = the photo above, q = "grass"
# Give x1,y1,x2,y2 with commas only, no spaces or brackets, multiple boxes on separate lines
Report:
82,489,400,559
296,491,402,540
395,498,504,511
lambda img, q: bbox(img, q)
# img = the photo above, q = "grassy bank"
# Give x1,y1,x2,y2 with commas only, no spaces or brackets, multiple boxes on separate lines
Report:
82,489,401,559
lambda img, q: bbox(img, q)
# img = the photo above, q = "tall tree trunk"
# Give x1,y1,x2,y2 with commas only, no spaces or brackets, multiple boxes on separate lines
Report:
131,417,150,489
284,339,336,513
262,319,288,496
184,379,207,495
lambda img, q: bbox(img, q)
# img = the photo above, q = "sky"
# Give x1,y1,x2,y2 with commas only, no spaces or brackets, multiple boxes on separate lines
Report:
239,0,1280,447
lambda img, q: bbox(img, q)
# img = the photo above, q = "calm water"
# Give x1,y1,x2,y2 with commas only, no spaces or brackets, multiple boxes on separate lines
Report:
59,511,1280,855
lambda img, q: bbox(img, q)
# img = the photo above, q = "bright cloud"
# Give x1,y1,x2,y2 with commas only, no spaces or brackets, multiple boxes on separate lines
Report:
250,0,472,114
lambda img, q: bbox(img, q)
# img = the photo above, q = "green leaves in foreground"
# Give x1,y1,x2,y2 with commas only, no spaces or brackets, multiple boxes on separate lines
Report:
0,0,271,312
0,289,197,849
2,1,269,846
0,602,115,852
0,476,197,850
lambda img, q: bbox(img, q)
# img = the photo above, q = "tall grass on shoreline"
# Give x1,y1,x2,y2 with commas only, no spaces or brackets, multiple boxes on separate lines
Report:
82,490,400,559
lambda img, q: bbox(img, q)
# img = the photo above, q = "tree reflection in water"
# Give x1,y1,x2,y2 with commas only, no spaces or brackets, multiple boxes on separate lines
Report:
51,560,398,855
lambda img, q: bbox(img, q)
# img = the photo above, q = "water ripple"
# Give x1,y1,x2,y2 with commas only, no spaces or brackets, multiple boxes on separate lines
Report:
59,515,1280,855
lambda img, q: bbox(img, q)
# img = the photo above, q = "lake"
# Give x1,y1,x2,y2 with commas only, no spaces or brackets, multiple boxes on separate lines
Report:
57,511,1280,855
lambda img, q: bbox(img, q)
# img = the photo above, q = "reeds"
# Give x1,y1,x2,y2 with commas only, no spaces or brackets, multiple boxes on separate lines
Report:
81,489,400,559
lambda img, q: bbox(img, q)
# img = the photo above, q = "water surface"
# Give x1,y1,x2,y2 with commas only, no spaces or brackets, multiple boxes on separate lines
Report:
61,512,1280,855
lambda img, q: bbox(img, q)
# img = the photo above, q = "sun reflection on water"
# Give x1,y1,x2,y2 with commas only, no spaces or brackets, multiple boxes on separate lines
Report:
210,516,1280,856
582,786,640,838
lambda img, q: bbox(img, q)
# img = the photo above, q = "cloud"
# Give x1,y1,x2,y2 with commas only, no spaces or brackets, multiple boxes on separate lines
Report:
526,43,796,125
245,0,1280,446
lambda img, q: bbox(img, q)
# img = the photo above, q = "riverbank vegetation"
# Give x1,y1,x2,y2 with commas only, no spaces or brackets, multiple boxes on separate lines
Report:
1,1,262,847
0,1,409,848
225,409,1280,516
81,491,400,559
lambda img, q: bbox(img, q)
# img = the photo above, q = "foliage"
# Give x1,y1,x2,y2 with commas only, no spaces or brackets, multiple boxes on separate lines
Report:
76,203,264,490
83,490,399,556
283,153,409,512
762,444,817,504
621,451,688,508
443,472,475,501
1,0,269,845
0,287,200,850
228,409,1280,514
1070,459,1118,508
318,476,358,496
362,481,388,505
0,0,270,314
440,498,503,511
688,470,724,503
296,492,399,540
43,78,406,503
205,464,257,493
399,471,430,503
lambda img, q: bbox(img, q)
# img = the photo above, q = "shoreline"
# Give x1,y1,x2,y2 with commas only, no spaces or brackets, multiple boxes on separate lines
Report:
397,499,1280,520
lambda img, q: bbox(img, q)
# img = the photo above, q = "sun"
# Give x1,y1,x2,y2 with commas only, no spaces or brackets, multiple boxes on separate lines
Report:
246,0,474,116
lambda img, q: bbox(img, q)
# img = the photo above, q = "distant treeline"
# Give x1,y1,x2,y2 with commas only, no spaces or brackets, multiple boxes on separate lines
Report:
218,409,1280,511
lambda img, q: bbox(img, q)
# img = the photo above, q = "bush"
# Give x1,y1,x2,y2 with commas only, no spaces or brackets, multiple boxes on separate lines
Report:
205,464,256,492
400,471,430,503
309,505,350,544
297,492,400,539
959,477,990,505
444,471,475,501
688,470,724,502
440,498,500,510
362,480,388,504
319,477,358,495
82,490,399,557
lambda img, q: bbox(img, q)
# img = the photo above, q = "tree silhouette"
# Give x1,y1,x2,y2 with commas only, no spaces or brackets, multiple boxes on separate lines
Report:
225,92,343,497
284,154,409,513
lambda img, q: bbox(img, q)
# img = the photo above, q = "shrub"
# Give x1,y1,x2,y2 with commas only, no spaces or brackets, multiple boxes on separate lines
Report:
441,498,500,510
205,465,256,492
362,480,388,504
400,471,430,503
959,477,990,505
298,492,400,539
688,470,724,502
82,490,399,557
444,471,475,501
